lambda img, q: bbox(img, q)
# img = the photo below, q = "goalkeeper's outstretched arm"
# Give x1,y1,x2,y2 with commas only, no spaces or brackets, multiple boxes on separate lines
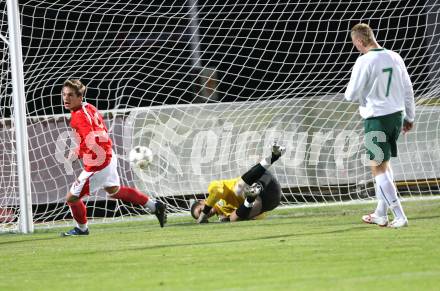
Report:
195,181,224,223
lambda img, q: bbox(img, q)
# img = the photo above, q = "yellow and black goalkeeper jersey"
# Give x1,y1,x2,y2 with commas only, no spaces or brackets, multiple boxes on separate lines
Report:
205,177,244,217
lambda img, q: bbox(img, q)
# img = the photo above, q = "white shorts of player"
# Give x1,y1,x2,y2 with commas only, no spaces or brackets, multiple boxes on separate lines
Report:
70,151,120,197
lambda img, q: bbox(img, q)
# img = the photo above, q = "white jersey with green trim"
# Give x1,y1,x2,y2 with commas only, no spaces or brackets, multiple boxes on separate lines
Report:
344,48,415,122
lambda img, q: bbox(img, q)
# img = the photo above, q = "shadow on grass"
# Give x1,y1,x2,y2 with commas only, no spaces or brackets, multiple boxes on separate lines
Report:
409,215,440,221
7,210,435,247
0,236,62,246
167,215,355,230
80,225,368,255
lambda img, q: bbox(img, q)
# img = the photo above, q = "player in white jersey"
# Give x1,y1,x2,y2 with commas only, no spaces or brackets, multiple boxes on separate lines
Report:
345,23,415,228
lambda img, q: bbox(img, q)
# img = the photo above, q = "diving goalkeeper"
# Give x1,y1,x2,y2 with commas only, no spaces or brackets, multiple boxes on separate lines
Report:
191,142,285,223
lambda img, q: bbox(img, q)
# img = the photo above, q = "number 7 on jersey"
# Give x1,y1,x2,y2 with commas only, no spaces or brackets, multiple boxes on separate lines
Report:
382,67,393,97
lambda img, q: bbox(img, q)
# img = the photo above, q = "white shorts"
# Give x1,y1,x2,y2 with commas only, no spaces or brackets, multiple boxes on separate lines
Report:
70,152,120,197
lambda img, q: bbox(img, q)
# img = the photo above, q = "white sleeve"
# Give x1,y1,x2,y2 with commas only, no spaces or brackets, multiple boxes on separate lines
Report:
400,58,415,122
344,58,368,102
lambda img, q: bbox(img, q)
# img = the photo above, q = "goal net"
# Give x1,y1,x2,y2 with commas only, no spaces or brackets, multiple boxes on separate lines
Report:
1,0,439,232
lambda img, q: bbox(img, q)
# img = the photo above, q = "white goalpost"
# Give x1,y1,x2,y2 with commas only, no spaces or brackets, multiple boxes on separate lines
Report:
1,1,440,233
2,0,33,233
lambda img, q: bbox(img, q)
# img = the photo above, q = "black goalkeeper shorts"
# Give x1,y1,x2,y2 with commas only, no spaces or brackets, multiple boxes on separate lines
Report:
257,171,282,212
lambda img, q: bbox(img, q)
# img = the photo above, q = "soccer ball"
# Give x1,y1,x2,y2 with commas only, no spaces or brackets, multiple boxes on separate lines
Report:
129,146,153,169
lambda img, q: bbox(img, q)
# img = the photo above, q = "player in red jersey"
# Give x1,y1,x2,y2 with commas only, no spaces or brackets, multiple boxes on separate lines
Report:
61,79,166,236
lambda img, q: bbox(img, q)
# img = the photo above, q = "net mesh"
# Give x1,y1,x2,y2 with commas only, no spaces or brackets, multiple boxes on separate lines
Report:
0,1,19,230
1,0,440,231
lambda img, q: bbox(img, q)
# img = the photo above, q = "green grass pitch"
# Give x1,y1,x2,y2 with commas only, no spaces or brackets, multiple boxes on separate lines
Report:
1,199,440,290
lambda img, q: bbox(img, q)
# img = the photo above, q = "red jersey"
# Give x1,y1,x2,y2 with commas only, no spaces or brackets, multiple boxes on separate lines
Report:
70,102,113,172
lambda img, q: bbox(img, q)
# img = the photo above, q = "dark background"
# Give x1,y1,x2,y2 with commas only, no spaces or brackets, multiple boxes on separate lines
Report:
0,0,439,216
1,0,438,117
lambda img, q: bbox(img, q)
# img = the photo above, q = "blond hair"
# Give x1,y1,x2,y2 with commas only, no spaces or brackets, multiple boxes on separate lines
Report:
63,79,86,97
351,23,376,46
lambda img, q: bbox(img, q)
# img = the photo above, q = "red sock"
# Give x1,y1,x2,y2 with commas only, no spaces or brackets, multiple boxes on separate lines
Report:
68,199,87,225
112,186,149,206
